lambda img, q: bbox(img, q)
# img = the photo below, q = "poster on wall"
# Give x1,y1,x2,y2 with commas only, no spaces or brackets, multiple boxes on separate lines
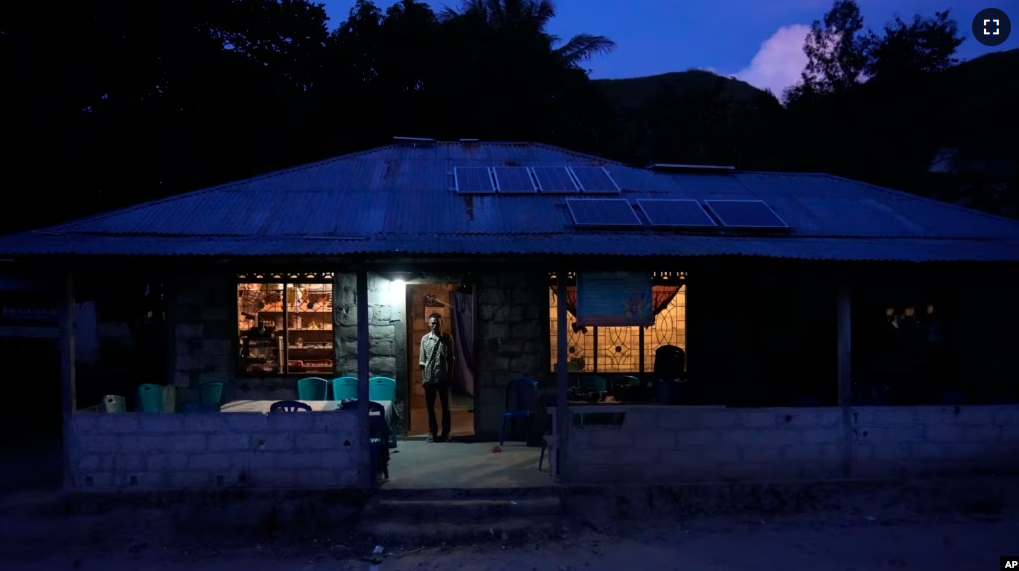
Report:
576,271,654,327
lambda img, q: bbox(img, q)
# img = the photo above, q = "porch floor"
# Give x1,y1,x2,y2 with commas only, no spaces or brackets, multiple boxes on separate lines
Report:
382,440,551,489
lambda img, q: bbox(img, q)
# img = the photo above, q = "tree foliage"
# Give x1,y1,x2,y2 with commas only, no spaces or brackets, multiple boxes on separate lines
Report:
4,0,1015,233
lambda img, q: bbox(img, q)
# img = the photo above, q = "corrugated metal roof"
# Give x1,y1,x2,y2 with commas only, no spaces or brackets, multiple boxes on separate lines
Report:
3,141,1019,261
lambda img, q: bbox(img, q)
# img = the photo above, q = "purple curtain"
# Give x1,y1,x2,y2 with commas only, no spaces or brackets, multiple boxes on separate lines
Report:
450,290,475,397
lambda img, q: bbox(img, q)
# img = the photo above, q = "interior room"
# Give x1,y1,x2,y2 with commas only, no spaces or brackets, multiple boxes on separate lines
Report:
405,281,476,439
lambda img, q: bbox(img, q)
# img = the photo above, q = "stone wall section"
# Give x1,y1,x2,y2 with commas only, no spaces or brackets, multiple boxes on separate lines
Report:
475,272,549,439
333,273,405,432
70,412,362,491
566,405,1019,483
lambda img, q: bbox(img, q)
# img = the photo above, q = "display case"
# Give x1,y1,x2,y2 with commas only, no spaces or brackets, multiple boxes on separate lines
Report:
284,283,333,374
239,334,283,374
237,281,334,375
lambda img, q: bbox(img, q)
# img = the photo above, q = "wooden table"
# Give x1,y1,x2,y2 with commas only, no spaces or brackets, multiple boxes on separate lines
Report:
221,399,397,448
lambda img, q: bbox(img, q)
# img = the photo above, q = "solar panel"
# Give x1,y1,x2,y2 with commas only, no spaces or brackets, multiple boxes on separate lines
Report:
703,200,789,229
532,167,579,193
637,200,717,228
454,167,496,193
566,199,642,227
493,167,537,193
569,166,621,194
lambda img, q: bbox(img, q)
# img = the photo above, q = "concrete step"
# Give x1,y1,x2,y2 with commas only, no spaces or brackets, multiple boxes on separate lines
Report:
366,495,562,521
377,485,558,501
357,516,563,547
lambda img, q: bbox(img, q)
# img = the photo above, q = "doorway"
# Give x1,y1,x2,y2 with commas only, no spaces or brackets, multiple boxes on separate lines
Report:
405,283,476,438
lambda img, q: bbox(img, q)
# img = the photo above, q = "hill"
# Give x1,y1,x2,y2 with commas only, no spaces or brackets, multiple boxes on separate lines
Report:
592,69,772,111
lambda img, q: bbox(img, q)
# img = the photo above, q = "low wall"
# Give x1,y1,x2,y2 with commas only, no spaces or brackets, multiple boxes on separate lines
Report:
565,405,1019,484
70,412,364,491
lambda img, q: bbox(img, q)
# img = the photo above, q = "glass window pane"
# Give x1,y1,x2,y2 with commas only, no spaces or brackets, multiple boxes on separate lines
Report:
285,283,334,375
237,283,284,374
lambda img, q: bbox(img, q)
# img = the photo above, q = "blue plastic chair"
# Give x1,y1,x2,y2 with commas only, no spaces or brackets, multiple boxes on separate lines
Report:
297,377,329,400
500,377,539,446
340,400,390,479
368,377,396,401
200,381,224,410
331,377,358,400
138,384,164,412
270,400,312,413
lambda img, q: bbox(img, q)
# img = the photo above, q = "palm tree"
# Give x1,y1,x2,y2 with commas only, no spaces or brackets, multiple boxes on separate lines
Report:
441,0,616,69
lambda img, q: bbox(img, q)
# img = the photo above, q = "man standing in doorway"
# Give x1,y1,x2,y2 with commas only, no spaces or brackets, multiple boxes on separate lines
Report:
420,312,454,442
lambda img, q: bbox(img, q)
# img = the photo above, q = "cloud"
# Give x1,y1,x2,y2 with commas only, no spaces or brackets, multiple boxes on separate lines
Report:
733,25,811,96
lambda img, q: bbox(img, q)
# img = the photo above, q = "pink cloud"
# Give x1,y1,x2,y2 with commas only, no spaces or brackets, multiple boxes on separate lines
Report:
733,25,811,96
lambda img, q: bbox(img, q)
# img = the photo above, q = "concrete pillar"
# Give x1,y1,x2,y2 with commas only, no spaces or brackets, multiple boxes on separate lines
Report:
837,280,853,477
555,270,569,482
58,273,77,489
356,269,372,488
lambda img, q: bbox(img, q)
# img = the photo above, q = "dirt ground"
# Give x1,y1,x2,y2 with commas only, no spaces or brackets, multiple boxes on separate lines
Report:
3,502,1016,571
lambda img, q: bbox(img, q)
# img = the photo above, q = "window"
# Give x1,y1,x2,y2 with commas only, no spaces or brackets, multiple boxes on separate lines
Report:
236,275,334,375
549,272,686,374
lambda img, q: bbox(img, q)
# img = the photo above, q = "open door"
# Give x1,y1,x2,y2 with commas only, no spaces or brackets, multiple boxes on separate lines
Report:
449,286,475,402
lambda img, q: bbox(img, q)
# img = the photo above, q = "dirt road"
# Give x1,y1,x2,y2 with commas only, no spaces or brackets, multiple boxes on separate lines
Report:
5,512,1016,571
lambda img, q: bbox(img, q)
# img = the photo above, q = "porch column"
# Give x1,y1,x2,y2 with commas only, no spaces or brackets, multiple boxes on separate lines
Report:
836,280,853,477
58,273,77,489
555,269,570,482
356,269,372,488
837,282,852,405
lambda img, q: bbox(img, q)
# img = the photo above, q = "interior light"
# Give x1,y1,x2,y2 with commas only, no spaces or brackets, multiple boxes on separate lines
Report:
390,279,406,293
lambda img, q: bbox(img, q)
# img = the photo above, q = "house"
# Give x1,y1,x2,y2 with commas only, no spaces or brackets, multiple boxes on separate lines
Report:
2,140,1018,491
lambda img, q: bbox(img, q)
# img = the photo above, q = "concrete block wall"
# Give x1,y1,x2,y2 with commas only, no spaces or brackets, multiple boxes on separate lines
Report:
475,272,549,439
852,406,1019,477
70,412,363,491
172,272,234,390
566,405,1019,484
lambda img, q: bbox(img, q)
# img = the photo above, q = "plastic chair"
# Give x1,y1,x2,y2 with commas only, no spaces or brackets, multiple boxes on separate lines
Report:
500,377,539,446
611,376,640,390
538,394,557,471
578,375,607,392
270,400,312,413
340,400,390,479
200,381,224,410
103,395,126,413
297,377,328,400
331,377,358,400
138,384,164,412
368,377,396,402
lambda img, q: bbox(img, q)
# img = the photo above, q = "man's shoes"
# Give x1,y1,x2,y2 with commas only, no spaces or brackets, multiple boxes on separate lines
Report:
426,434,435,443
438,434,450,442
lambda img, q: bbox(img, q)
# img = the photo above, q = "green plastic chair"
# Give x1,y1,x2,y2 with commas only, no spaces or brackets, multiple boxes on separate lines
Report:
199,381,224,410
576,375,607,426
368,377,396,402
104,395,126,413
137,384,164,412
297,377,329,400
611,375,640,391
331,377,358,400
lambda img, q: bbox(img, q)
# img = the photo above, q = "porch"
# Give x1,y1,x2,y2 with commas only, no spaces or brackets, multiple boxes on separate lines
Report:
54,259,1019,492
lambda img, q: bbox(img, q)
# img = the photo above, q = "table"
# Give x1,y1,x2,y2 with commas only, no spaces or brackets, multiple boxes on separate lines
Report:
221,399,397,448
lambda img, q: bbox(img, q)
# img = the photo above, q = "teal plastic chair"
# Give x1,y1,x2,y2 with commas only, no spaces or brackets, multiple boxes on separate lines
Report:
331,377,358,400
576,375,607,426
199,381,224,410
368,377,396,401
297,377,329,400
578,375,607,392
138,384,164,412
